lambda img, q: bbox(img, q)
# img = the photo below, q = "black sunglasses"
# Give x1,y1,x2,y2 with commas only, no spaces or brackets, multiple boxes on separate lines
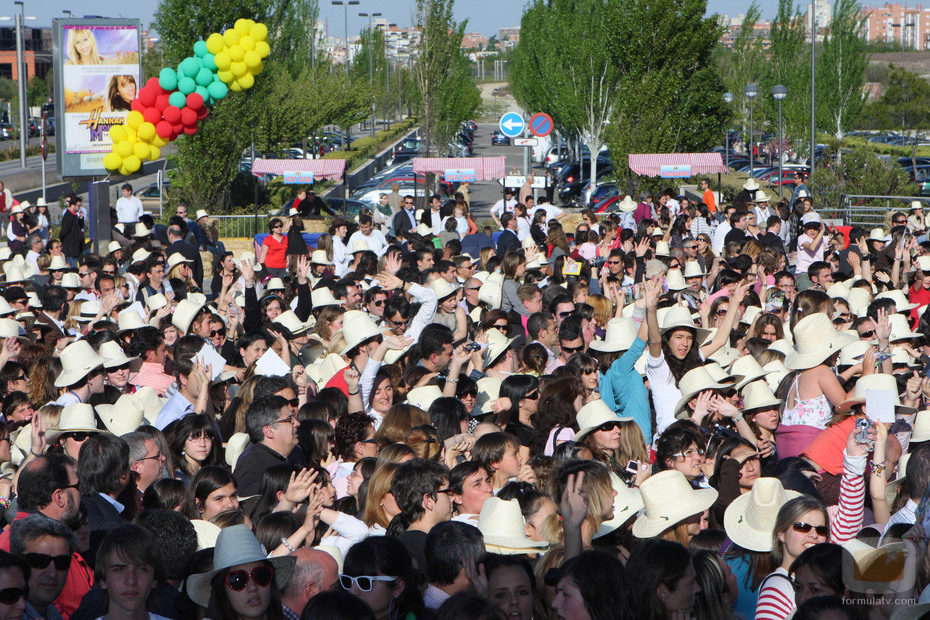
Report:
792,522,829,537
0,587,26,605
210,328,226,338
23,553,71,571
225,565,275,591
61,432,91,442
561,344,583,354
558,310,574,318
597,421,623,432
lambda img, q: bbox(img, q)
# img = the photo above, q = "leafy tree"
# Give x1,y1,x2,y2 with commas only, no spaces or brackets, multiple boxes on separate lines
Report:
816,0,868,142
760,0,810,155
27,75,49,108
0,78,14,103
860,66,930,176
717,2,765,138
811,143,914,211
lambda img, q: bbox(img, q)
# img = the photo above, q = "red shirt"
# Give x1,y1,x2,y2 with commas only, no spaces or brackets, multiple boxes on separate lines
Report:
262,234,288,269
910,283,930,325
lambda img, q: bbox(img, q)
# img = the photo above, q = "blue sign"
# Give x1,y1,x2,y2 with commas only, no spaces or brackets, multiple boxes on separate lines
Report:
444,168,476,182
499,113,525,138
529,112,553,138
282,171,315,184
659,165,692,178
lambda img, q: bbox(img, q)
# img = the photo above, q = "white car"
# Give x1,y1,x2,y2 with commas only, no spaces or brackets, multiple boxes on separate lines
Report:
352,185,426,207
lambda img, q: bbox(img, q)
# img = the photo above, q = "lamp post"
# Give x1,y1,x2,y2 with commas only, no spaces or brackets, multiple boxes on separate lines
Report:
331,0,359,79
723,92,733,169
810,7,816,180
359,11,382,138
772,84,788,198
10,2,34,169
744,83,758,179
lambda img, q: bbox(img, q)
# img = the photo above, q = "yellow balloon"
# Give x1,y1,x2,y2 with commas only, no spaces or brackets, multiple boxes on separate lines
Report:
244,50,261,70
239,35,255,51
103,152,122,170
110,124,126,142
252,60,264,75
251,23,268,42
217,69,234,84
125,128,137,143
138,122,156,142
133,141,149,159
237,73,254,90
126,110,143,129
153,135,168,148
206,33,225,55
214,51,231,70
230,61,247,78
149,146,161,161
230,80,242,92
116,140,133,158
125,156,141,173
235,18,251,34
255,41,270,58
119,165,130,176
223,29,241,46
228,45,244,62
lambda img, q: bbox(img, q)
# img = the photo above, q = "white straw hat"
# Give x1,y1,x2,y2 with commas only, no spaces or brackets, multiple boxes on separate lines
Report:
134,223,153,238
481,329,515,370
660,305,711,344
617,196,637,212
594,472,644,539
665,269,686,291
785,313,857,370
475,376,503,415
478,497,549,555
768,338,793,357
145,293,168,312
45,403,100,444
0,318,19,338
910,411,930,443
165,253,192,273
655,241,670,257
98,341,142,372
272,310,312,336
724,478,801,551
172,298,206,334
589,317,637,353
838,339,870,367
59,273,80,289
55,341,105,388
875,289,917,312
683,261,705,278
632,470,718,539
887,313,920,341
743,178,760,191
117,309,147,333
478,272,504,309
729,355,766,390
762,360,789,392
740,380,781,411
224,433,252,470
48,255,69,271
311,287,341,309
310,249,333,266
191,519,221,551
574,399,632,442
674,366,728,417
305,354,347,389
195,209,209,220
75,301,100,323
107,241,122,255
338,310,381,355
95,393,148,436
130,249,151,265
406,385,443,411
429,278,459,301
703,362,734,385
836,372,915,415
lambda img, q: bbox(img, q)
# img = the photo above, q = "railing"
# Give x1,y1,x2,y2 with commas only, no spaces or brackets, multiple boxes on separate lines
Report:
212,214,274,240
837,194,926,229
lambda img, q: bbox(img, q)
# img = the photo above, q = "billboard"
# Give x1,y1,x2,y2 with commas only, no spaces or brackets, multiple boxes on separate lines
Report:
52,18,142,178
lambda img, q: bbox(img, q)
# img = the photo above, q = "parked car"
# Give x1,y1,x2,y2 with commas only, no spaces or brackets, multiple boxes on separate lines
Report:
135,182,169,211
587,183,618,207
491,130,510,146
0,124,13,140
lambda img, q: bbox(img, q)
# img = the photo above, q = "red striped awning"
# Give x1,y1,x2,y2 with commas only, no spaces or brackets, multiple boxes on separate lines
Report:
412,157,507,181
628,153,728,177
251,158,346,180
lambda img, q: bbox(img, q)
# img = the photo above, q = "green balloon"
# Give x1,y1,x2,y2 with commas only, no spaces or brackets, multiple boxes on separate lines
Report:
180,57,201,79
201,53,217,72
193,40,208,58
195,85,210,101
195,67,214,87
178,77,196,95
207,80,228,101
168,91,187,108
158,67,178,91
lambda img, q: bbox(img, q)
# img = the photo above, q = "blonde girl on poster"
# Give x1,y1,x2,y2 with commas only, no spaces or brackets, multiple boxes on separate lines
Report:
66,29,101,65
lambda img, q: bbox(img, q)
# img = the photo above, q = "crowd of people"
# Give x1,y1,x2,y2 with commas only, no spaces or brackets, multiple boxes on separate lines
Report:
0,175,924,619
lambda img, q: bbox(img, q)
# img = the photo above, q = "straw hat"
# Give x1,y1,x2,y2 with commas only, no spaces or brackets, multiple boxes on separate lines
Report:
338,310,381,355
703,362,734,385
674,366,728,416
708,344,739,367
755,190,770,203
106,241,122,255
132,386,165,420
836,373,915,415
912,200,924,210
632,470,718,538
655,241,670,257
729,355,766,390
868,228,891,243
172,298,206,334
768,338,793,357
826,281,851,300
876,289,918,312
784,313,857,370
262,278,285,294
475,376,503,415
191,519,221,551
739,306,762,328
741,380,781,411
891,348,921,368
117,309,147,333
145,293,168,312
98,341,142,372
891,604,930,620
479,272,504,309
743,178,760,191
311,287,341,308
272,310,312,336
3,263,34,283
478,498,548,555
917,256,930,273
594,472,645,539
59,273,80,289
74,301,100,323
48,255,69,271
305,354,347,388
225,433,252,469
164,253,191,273
887,313,919,341
660,305,711,343
481,329,515,370
310,249,333,266
683,261,705,278
800,212,821,227
186,525,296,608
0,318,19,339
840,538,909,587
724,478,801,551
574,399,631,441
429,278,459,301
195,209,209,221
10,203,26,215
55,341,105,388
45,404,100,444
589,317,637,353
134,223,152,238
837,339,870,367
351,238,370,253
666,269,686,291
762,360,789,392
406,385,443,411
616,196,637,212
95,393,148,436
910,411,930,443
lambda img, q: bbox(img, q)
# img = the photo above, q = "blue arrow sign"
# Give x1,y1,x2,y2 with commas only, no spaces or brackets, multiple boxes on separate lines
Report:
499,113,525,138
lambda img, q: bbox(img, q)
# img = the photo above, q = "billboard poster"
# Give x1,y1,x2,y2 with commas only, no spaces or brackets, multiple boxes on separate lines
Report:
53,19,141,178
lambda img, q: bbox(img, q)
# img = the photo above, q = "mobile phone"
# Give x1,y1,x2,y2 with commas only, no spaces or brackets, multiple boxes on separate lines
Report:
464,342,481,353
625,460,639,477
854,417,871,446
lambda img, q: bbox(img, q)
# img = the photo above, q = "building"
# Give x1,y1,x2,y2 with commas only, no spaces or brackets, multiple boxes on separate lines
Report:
460,32,488,49
498,27,520,44
860,3,930,50
806,0,833,34
0,26,51,81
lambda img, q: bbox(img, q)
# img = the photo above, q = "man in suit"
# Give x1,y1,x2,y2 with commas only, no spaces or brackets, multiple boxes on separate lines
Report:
58,194,85,268
419,194,448,236
165,222,203,289
34,285,68,348
78,433,131,567
496,212,521,256
392,194,417,237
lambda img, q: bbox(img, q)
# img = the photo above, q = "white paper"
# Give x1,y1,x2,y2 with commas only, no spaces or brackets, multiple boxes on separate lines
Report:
865,388,896,424
255,349,291,377
192,344,226,381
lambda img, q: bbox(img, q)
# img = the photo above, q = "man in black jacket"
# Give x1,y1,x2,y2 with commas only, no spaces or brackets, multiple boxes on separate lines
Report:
165,222,204,289
59,194,85,267
496,213,521,256
392,195,417,237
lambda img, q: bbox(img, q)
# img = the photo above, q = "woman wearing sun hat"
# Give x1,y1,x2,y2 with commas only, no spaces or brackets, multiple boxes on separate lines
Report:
632,469,717,546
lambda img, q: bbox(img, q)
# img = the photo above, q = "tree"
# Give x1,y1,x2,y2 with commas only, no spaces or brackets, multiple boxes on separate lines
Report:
860,66,930,177
717,2,765,140
760,0,810,157
27,75,49,108
811,143,914,211
816,0,868,142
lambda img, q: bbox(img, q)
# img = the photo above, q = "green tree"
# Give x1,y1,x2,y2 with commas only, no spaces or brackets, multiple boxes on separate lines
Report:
860,66,930,176
816,0,868,142
760,0,810,155
717,2,765,138
811,143,914,210
0,78,14,103
27,75,49,108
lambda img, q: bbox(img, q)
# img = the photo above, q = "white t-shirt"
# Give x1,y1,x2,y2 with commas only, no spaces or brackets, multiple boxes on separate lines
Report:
796,234,825,275
490,198,518,221
516,216,532,241
530,204,564,224
115,195,144,224
347,230,388,257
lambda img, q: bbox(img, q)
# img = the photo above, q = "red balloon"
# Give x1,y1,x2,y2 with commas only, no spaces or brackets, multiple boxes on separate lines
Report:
154,94,171,111
196,106,209,120
146,77,161,91
183,125,198,135
142,107,162,125
163,106,181,124
180,107,197,127
155,121,172,139
172,122,184,137
185,93,204,110
130,98,145,112
138,87,156,108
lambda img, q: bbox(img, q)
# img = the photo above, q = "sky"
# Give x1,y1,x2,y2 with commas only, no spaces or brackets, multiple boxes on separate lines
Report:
33,0,784,37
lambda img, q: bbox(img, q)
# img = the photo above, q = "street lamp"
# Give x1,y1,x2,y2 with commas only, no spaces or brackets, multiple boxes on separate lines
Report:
359,11,382,138
723,92,733,169
331,0,360,79
744,82,758,179
772,84,788,198
5,1,34,169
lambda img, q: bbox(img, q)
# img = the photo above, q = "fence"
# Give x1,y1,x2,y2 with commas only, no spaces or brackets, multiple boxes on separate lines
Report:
212,214,274,240
837,194,926,229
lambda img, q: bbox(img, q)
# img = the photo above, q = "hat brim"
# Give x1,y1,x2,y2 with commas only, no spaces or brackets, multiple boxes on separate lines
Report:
723,489,802,552
54,363,104,388
632,487,718,539
45,427,100,444
186,555,296,608
661,322,712,345
784,332,857,370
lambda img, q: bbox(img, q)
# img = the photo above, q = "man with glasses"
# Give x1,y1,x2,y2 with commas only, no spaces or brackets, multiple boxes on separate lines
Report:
364,287,388,319
392,196,417,236
463,277,482,314
234,395,300,497
452,256,476,283
555,315,585,368
114,183,143,238
606,248,624,278
11,514,77,620
123,431,166,494
550,295,575,329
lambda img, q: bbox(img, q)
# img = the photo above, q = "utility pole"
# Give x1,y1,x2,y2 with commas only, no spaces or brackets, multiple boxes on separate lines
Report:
14,1,27,168
810,6,816,180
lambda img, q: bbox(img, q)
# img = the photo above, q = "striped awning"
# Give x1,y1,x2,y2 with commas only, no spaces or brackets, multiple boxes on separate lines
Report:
628,153,728,177
251,158,346,180
412,157,507,181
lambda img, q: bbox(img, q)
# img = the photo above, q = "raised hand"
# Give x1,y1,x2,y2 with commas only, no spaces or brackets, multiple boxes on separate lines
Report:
284,468,319,504
384,252,402,276
239,258,255,285
376,272,402,291
344,366,360,392
560,471,588,529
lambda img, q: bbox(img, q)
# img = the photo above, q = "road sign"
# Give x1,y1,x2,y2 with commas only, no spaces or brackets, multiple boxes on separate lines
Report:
282,171,315,184
499,112,525,138
513,138,538,147
444,168,476,182
529,112,554,138
498,175,547,189
660,164,692,178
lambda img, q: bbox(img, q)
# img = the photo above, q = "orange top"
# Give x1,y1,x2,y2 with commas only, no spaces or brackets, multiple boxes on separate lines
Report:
703,189,717,213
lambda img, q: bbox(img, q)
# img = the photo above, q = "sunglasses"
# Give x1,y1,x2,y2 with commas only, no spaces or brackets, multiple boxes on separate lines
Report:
210,329,226,338
23,553,71,571
558,310,574,318
61,432,91,442
372,300,385,307
390,318,410,328
339,574,397,592
561,344,583,354
859,329,875,338
0,587,26,605
225,565,275,591
792,522,829,537
608,260,621,266
597,421,623,432
492,323,508,330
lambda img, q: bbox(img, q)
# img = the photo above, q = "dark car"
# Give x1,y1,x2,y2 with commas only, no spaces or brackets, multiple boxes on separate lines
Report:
323,198,392,218
0,124,13,140
588,183,618,207
491,130,510,146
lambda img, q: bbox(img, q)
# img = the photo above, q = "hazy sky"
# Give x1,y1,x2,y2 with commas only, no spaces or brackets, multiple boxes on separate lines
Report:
36,0,784,37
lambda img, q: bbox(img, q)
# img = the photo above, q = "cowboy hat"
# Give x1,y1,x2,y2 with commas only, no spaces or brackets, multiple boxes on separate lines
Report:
729,355,766,390
75,301,101,323
574,399,632,442
309,249,333,266
47,255,69,271
165,253,192,272
594,472,645,539
191,519,222,551
134,223,153,238
172,298,206,334
55,341,105,388
45,403,101,444
59,273,80,289
145,293,168,312
683,261,705,278
479,272,504,310
616,196,637,212
264,278,286,293
429,278,459,301
589,317,637,353
655,241,670,257
660,305,711,344
305,354,347,388
106,241,122,255
311,287,341,309
741,380,781,411
674,366,728,416
272,310,312,336
784,313,857,370
406,385,443,410
185,525,296,608
478,497,548,554
481,329,515,370
98,341,142,372
666,269,686,291
867,228,891,244
836,372,915,415
338,310,381,355
632,470,718,539
195,209,209,220
876,289,918,312
724,478,801,552
743,178,760,191
755,190,770,203
224,433,251,469
95,393,148,436
117,309,147,334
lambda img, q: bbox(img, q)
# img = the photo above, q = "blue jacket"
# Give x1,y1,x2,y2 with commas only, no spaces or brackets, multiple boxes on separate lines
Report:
598,337,651,444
